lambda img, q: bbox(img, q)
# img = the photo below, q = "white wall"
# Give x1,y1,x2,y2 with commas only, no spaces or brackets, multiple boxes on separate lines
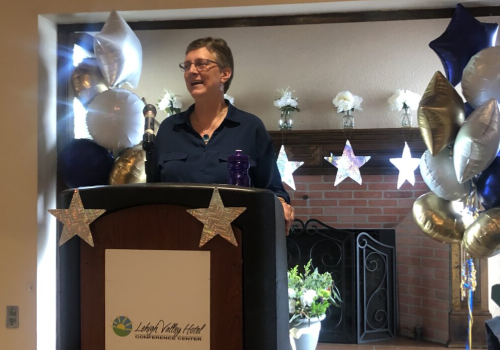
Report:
37,15,58,350
133,16,500,130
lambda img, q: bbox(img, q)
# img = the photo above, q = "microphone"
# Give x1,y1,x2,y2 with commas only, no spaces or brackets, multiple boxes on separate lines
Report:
142,104,157,152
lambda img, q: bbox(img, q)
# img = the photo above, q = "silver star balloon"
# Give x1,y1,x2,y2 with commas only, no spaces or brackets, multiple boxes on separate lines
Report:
276,145,304,190
94,10,143,88
453,98,500,183
325,140,371,186
390,142,421,189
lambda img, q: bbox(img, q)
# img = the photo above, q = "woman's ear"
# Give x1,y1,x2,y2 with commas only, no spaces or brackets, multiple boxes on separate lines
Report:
220,67,232,83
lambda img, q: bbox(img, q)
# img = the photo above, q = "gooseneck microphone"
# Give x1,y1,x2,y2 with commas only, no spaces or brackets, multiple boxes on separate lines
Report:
142,103,157,183
142,104,157,152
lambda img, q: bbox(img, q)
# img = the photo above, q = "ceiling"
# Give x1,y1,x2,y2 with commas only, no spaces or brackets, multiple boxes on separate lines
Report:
48,0,500,24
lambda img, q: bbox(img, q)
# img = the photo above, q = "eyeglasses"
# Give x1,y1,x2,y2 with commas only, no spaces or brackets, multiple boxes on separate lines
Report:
179,59,218,72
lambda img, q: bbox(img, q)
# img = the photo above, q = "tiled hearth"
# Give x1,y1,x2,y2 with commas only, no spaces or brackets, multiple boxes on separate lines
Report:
288,174,450,344
317,337,447,349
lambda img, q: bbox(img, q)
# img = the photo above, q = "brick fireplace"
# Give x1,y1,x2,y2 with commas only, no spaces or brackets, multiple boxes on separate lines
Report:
287,173,450,344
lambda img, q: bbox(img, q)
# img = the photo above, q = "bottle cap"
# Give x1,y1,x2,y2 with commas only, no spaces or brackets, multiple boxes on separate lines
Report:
228,149,249,163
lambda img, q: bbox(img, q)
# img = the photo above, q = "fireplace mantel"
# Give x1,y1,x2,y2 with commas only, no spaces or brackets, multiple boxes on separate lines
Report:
270,128,426,175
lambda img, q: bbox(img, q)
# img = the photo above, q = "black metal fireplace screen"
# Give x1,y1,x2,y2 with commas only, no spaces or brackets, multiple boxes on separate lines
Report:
286,219,397,344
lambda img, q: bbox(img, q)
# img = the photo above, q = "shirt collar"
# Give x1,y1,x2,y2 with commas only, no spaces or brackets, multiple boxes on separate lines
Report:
170,100,241,125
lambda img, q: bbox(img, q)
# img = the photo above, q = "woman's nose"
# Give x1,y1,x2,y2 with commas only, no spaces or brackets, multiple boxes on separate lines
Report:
186,64,198,74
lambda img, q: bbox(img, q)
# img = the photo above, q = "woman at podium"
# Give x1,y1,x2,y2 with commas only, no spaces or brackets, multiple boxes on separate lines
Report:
153,37,294,232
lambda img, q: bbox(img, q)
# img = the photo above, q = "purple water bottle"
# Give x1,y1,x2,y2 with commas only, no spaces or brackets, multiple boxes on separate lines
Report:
228,149,251,187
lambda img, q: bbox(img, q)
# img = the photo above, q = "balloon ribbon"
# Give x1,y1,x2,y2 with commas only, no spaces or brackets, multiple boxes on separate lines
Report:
460,253,477,350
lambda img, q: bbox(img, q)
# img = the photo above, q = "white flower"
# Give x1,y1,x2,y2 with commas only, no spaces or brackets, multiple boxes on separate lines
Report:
288,288,296,299
352,95,363,111
172,98,182,109
388,89,421,111
158,90,183,116
158,95,171,111
275,88,299,111
332,91,363,113
224,94,235,104
300,289,317,307
289,299,296,314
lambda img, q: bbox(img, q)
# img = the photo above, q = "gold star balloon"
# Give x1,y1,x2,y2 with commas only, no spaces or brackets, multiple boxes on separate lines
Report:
325,140,371,186
48,189,106,247
187,188,246,247
390,142,421,189
276,145,304,190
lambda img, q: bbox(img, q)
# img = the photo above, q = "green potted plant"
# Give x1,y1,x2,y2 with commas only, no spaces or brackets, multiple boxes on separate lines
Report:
288,260,341,350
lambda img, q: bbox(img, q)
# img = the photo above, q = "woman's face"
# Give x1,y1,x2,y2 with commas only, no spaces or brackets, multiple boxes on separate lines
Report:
183,47,231,99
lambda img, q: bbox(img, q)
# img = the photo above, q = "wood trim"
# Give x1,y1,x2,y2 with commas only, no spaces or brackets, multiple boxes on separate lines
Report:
58,6,500,33
269,128,427,175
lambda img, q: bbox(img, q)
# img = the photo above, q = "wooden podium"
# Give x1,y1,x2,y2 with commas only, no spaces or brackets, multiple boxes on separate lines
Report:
57,184,289,350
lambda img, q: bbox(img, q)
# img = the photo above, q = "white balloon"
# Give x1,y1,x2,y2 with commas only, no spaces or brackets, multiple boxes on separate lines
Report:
453,99,500,183
86,89,145,155
463,46,500,109
420,149,471,201
94,10,142,88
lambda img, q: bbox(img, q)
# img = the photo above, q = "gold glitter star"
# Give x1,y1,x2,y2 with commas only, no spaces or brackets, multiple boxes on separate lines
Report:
48,189,106,247
187,188,246,247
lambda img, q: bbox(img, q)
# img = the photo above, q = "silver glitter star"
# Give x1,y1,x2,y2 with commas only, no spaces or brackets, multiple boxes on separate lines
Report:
187,188,246,247
276,145,304,190
48,189,106,247
390,142,421,189
324,140,371,186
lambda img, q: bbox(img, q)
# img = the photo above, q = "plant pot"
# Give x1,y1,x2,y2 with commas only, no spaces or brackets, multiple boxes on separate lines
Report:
289,315,325,350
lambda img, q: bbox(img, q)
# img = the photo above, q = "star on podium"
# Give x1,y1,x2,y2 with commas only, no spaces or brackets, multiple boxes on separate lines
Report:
48,189,106,247
324,140,371,186
276,145,304,190
390,142,421,189
187,188,246,247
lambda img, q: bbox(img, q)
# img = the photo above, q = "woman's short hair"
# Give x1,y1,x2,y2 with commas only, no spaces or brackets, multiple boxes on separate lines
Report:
186,37,234,93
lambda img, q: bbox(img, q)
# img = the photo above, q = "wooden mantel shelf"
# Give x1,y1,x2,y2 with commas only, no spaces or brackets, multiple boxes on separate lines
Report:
269,128,426,175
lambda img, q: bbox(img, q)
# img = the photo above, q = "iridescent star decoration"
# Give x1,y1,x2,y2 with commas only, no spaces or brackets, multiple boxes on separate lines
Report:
390,142,421,189
187,188,246,247
276,145,304,190
48,189,106,247
324,140,371,186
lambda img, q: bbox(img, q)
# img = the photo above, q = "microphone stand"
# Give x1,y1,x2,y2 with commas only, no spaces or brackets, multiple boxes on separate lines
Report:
144,139,155,184
142,102,157,184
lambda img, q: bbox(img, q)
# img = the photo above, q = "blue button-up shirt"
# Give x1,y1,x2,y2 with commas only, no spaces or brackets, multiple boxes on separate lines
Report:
153,102,290,203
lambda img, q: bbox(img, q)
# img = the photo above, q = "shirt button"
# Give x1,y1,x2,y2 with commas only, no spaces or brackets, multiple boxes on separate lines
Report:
200,168,203,171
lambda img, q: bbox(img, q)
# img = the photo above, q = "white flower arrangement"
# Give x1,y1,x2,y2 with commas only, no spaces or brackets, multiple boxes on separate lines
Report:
224,94,234,105
157,90,182,116
274,87,299,113
387,89,421,111
332,91,363,113
288,260,341,322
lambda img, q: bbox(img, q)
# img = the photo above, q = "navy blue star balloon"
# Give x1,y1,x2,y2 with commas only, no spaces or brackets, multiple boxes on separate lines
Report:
429,4,498,86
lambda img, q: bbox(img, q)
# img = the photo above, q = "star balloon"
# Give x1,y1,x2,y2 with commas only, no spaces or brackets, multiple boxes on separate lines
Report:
187,188,246,247
390,142,421,189
48,189,106,247
276,145,304,190
429,4,499,86
324,140,371,186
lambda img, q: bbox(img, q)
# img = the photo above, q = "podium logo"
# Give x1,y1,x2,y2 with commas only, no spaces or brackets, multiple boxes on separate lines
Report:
113,316,133,337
